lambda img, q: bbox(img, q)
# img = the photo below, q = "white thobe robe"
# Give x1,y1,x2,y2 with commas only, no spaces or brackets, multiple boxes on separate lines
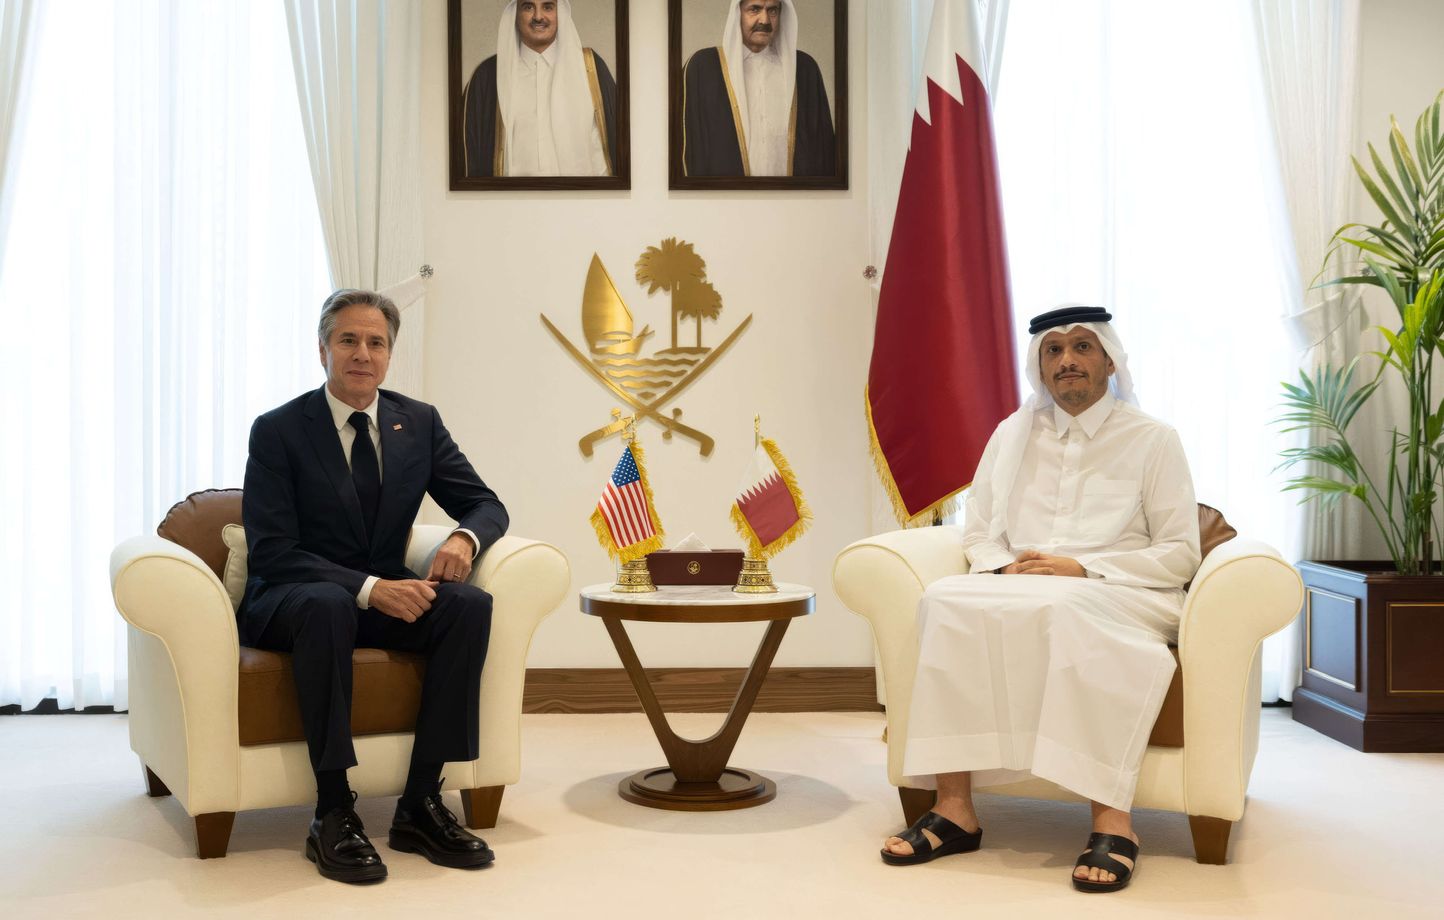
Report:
901,392,1201,810
742,45,789,176
509,44,607,177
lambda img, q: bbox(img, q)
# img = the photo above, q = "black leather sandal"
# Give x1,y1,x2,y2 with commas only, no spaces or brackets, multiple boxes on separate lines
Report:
879,811,982,866
1071,832,1139,892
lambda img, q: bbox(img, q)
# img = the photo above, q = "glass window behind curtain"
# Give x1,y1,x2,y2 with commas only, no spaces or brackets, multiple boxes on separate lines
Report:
0,0,331,710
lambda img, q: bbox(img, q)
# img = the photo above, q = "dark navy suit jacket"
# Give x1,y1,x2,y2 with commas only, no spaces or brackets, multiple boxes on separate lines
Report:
237,385,508,646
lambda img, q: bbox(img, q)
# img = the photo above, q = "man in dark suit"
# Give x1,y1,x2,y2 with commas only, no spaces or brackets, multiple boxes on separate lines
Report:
240,289,508,883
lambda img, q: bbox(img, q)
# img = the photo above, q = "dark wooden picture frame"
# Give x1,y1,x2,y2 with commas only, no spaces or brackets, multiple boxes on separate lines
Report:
449,0,631,190
669,0,847,190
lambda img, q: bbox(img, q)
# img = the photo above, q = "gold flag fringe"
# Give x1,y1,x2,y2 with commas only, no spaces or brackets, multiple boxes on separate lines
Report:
590,438,667,564
730,437,813,559
864,386,965,527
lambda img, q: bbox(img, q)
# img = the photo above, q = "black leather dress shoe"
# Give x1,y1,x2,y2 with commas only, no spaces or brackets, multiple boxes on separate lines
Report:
389,794,495,868
305,796,388,883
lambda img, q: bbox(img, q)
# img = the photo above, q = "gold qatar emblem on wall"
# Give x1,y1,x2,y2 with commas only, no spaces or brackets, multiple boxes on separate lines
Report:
541,238,751,457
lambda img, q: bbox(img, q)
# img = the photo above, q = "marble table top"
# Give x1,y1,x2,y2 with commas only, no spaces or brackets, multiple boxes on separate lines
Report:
579,582,815,606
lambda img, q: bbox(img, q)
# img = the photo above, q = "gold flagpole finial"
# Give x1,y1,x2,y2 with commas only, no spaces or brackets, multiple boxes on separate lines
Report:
754,414,761,447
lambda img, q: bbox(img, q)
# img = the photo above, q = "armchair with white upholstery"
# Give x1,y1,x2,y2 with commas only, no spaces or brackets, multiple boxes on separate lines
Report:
109,489,569,858
832,505,1302,864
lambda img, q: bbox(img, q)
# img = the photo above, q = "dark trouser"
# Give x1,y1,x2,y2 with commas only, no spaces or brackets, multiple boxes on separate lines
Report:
251,581,493,772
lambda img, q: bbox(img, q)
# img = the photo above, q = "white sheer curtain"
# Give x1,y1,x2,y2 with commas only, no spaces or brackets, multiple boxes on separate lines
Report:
1250,0,1363,699
284,0,427,397
0,1,330,710
992,0,1300,699
0,0,35,272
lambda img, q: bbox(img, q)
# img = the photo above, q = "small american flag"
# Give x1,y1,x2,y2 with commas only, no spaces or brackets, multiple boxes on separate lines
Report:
592,443,663,561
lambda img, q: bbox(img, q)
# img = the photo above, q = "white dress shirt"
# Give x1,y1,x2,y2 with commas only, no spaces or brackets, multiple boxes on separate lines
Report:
322,386,478,609
742,45,789,176
962,391,1201,588
509,43,607,177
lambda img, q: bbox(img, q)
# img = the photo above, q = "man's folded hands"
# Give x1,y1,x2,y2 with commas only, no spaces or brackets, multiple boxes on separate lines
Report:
1002,550,1086,578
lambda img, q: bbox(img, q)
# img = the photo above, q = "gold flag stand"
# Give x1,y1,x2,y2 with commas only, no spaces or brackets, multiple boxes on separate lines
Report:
734,414,779,594
612,558,657,593
610,415,657,593
732,554,777,594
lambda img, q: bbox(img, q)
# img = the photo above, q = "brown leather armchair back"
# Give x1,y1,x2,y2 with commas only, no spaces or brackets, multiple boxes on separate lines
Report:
156,488,243,580
1198,503,1237,559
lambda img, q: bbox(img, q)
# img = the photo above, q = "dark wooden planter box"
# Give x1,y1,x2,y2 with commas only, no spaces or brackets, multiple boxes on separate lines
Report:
1293,560,1444,752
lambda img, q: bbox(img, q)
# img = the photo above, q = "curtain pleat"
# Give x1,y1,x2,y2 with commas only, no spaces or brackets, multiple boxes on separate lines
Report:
284,0,427,398
0,0,36,276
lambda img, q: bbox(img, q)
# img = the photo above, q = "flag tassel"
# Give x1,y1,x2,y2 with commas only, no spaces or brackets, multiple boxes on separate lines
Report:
864,387,966,527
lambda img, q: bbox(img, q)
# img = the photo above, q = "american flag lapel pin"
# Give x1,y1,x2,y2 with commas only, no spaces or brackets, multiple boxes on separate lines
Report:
393,423,403,431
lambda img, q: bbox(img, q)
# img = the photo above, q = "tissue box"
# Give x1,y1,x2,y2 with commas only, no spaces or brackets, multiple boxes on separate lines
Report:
646,549,745,585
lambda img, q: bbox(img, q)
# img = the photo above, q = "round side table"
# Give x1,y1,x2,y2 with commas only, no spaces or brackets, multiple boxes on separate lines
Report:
580,582,815,811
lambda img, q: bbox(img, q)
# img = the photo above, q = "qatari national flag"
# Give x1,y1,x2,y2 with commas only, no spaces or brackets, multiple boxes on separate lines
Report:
865,0,1018,525
731,438,810,559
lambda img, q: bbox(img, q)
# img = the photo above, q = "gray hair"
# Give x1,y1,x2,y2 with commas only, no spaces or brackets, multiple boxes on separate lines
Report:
317,289,401,347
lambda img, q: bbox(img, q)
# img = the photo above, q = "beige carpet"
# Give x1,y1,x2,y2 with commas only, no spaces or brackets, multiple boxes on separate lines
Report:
2,708,1441,919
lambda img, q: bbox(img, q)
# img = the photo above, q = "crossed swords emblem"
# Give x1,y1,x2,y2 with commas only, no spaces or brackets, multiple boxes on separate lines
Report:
541,244,751,458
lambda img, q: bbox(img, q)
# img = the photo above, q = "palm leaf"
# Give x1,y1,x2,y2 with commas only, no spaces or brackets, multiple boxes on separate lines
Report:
1356,153,1415,237
1371,143,1417,226
1280,476,1366,508
1363,256,1411,314
1341,235,1411,265
1275,443,1361,480
1319,274,1384,289
1391,117,1426,197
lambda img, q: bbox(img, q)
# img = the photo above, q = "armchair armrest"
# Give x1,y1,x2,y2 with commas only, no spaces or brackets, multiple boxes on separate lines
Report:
408,525,570,787
466,535,571,788
833,526,969,785
1176,537,1303,819
110,535,242,813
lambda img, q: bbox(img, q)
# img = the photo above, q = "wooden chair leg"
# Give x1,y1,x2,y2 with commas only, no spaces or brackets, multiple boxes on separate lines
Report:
898,787,938,827
142,764,172,797
459,786,504,829
194,812,235,859
1188,815,1233,865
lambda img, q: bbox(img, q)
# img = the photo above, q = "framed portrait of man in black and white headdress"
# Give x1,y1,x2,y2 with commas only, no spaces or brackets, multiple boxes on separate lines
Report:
670,0,847,189
449,0,630,189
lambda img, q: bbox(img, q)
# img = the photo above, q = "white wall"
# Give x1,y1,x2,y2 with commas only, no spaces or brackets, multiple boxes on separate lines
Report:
418,0,876,667
1354,0,1443,156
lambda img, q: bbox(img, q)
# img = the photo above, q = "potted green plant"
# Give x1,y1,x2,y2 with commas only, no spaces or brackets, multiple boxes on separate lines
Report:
1275,91,1444,752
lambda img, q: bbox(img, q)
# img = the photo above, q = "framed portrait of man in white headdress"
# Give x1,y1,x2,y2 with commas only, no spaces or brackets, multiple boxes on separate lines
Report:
449,0,630,189
670,0,847,189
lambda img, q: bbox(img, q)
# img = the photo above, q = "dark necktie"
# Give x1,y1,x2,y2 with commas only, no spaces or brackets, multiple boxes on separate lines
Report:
349,411,381,540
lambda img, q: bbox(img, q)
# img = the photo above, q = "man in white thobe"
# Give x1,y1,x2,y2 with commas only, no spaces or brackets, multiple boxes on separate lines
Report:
880,305,1201,894
680,0,836,177
460,0,616,177
736,1,790,176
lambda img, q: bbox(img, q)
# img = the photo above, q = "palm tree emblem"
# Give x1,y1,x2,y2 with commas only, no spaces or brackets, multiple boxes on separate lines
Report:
635,237,723,352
